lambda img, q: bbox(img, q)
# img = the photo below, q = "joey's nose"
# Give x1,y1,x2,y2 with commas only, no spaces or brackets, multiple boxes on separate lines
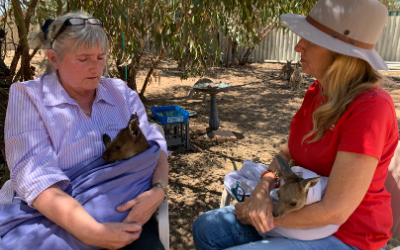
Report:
272,211,281,218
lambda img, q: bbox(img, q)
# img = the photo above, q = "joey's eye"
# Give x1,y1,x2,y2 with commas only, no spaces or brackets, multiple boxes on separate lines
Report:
115,145,121,150
289,202,297,207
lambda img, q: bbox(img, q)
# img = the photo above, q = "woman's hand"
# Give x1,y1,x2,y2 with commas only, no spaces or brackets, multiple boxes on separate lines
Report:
83,222,142,250
234,193,275,233
32,185,143,249
116,187,165,226
235,143,289,233
118,149,168,226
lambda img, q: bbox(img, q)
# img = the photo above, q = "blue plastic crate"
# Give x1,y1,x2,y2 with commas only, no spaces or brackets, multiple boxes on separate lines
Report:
150,106,190,125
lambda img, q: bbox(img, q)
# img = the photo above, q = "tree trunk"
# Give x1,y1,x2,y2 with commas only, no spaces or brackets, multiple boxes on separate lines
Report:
139,48,165,98
20,47,32,81
56,0,63,15
29,47,40,61
0,58,10,87
127,57,138,92
239,25,274,66
116,58,126,82
117,53,141,92
239,47,254,65
8,45,22,83
0,59,10,78
225,38,232,67
24,0,39,32
231,40,239,65
12,0,34,81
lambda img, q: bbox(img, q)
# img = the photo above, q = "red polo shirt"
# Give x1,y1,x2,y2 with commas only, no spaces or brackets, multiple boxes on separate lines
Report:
288,81,398,250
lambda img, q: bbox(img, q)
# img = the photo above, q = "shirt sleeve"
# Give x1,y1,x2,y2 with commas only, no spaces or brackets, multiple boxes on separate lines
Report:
338,97,395,159
5,83,70,207
125,88,168,157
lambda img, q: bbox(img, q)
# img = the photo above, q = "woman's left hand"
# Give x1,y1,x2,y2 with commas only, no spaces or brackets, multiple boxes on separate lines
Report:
116,187,165,226
234,196,276,233
234,197,253,225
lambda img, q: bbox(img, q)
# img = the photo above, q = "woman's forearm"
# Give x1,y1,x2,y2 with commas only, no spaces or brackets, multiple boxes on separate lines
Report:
254,142,291,195
152,150,168,186
32,184,100,244
150,150,169,201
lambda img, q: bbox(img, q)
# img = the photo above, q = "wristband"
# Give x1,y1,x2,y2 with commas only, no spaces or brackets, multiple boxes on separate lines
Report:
260,170,281,188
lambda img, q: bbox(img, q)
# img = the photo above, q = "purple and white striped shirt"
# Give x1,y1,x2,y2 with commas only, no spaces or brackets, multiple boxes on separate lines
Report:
0,73,166,206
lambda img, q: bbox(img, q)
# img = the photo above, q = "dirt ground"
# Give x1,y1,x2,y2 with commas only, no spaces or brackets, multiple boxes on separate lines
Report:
2,52,400,249
137,60,400,250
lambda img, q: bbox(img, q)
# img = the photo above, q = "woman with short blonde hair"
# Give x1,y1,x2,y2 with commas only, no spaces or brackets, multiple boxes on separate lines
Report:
0,11,168,250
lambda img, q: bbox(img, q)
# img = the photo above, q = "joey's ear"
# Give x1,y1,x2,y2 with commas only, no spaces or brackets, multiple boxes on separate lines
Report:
129,113,140,124
301,177,321,192
46,49,59,69
128,118,141,140
276,155,294,177
103,134,111,148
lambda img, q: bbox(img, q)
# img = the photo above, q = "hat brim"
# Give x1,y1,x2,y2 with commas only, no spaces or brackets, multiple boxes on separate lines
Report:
281,14,388,71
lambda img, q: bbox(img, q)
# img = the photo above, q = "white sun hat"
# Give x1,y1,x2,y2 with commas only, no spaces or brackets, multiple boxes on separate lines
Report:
281,0,389,70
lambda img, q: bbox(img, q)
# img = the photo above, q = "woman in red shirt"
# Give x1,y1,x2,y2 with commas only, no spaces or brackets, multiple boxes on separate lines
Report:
192,0,398,249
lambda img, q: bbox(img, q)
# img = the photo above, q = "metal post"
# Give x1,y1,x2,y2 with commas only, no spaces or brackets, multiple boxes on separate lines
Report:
209,93,220,131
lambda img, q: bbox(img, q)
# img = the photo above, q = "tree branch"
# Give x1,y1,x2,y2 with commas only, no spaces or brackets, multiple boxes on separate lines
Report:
139,47,165,98
12,0,32,81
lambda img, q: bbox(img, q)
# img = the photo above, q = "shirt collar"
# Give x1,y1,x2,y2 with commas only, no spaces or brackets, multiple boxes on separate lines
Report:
94,77,116,106
42,73,116,107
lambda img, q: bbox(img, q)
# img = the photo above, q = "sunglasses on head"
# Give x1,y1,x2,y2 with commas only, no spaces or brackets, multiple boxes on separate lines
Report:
51,18,103,46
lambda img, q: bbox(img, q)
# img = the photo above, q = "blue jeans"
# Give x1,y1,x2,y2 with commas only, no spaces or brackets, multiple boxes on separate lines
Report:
192,205,383,250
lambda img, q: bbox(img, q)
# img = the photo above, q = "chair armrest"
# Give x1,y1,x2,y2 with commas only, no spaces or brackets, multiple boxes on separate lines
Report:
158,198,169,250
220,188,232,208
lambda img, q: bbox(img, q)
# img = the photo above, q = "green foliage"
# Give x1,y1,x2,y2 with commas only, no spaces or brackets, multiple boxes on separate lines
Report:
380,0,400,9
5,0,319,82
69,0,318,80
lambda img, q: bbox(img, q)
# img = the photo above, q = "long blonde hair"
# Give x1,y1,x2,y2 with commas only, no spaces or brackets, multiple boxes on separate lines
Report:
303,53,382,143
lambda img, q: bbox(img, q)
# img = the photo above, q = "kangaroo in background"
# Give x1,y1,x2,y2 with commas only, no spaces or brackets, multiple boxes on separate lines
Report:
289,63,303,91
272,155,321,218
296,60,302,69
102,113,150,163
148,70,161,86
278,60,293,81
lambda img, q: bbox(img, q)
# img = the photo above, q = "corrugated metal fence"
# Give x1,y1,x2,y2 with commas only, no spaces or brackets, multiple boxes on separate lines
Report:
221,16,400,64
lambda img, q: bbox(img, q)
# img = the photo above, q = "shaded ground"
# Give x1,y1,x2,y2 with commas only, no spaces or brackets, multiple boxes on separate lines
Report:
136,61,400,250
1,53,400,249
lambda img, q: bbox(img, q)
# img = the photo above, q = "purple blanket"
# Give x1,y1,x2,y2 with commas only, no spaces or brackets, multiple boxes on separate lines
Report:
0,143,161,250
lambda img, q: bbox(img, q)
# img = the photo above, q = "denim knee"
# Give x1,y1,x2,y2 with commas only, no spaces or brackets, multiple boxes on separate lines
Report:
192,211,212,249
192,206,262,250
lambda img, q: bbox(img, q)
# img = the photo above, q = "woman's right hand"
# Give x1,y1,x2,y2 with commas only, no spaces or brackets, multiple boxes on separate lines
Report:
234,192,275,233
83,222,142,250
32,185,143,250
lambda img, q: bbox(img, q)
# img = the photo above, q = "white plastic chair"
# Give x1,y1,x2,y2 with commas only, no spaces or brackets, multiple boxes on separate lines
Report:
150,121,170,249
158,198,169,250
220,188,232,208
385,141,400,239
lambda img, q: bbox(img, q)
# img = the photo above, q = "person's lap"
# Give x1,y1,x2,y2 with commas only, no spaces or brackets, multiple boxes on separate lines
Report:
192,205,361,250
119,214,164,250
